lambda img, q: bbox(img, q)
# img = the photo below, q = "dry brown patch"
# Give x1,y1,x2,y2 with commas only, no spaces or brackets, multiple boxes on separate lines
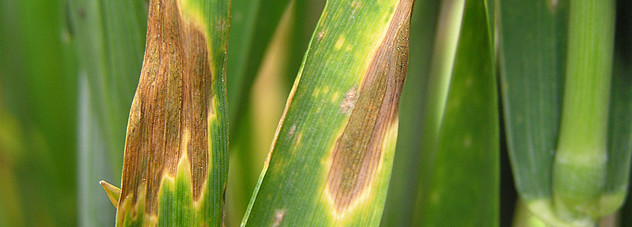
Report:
326,0,413,214
119,0,213,215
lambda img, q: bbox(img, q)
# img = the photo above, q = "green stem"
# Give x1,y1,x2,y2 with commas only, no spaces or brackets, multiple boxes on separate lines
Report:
553,0,615,221
514,199,549,227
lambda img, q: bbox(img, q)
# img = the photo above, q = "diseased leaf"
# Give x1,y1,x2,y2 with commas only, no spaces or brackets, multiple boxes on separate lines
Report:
381,0,441,225
114,0,230,225
242,0,414,225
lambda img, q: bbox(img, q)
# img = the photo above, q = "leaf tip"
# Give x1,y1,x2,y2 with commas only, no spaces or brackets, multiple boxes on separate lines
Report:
100,180,121,209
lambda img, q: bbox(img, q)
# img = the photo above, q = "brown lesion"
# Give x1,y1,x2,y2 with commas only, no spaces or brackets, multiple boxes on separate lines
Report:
326,0,413,214
119,0,213,215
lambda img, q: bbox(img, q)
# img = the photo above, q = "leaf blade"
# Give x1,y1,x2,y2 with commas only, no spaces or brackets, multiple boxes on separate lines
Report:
114,0,230,225
243,0,414,225
412,0,498,225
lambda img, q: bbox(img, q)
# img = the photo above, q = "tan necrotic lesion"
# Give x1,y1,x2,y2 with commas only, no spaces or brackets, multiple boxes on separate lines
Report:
325,0,412,215
118,0,213,216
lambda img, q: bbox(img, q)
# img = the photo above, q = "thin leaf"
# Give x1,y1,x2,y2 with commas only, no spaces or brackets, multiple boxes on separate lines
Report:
68,0,147,225
100,180,122,208
499,0,569,224
226,4,296,225
613,0,632,225
224,1,294,223
604,0,632,212
412,0,498,225
226,0,291,133
499,0,567,202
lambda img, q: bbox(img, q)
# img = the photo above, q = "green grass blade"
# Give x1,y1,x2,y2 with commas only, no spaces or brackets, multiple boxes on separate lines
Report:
498,0,567,203
604,0,632,214
113,0,230,225
242,0,413,225
226,0,291,133
613,0,632,225
498,0,569,224
68,0,147,225
612,54,632,221
412,0,498,225
226,5,295,225
380,0,440,225
285,0,325,86
225,1,294,222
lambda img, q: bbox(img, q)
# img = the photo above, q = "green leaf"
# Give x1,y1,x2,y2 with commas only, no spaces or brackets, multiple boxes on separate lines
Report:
226,0,291,133
604,0,632,214
613,0,632,225
225,0,295,222
242,0,414,225
68,0,147,225
0,0,78,226
499,1,569,224
100,180,122,208
499,0,567,202
226,4,297,225
412,0,498,225
501,0,630,224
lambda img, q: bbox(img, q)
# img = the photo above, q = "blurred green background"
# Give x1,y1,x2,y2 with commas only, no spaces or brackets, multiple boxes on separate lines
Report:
0,0,630,226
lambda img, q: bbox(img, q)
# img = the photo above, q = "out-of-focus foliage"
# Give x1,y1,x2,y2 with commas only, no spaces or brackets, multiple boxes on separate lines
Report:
0,0,77,226
68,0,147,225
0,0,630,226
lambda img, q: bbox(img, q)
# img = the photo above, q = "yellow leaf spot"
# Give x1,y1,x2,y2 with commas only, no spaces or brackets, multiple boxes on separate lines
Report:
335,36,345,50
351,1,362,14
331,91,341,103
313,87,321,97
